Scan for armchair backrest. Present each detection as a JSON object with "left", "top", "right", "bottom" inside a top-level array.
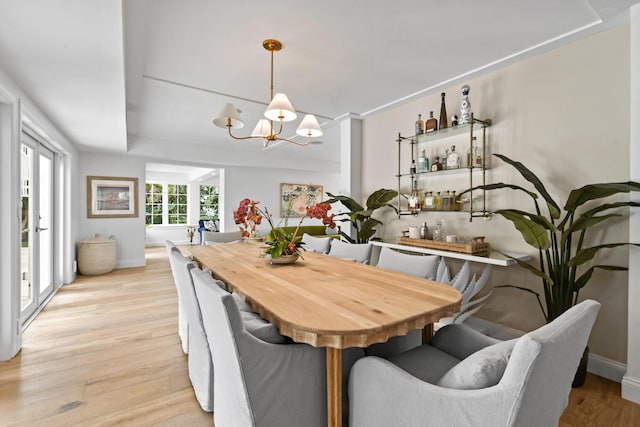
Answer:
[
  {"left": 192, "top": 268, "right": 254, "bottom": 426},
  {"left": 376, "top": 246, "right": 439, "bottom": 279},
  {"left": 501, "top": 299, "right": 600, "bottom": 426},
  {"left": 170, "top": 252, "right": 214, "bottom": 411}
]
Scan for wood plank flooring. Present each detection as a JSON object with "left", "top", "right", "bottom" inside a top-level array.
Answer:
[{"left": 1, "top": 246, "right": 639, "bottom": 426}]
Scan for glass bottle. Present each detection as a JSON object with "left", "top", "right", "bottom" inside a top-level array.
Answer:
[
  {"left": 439, "top": 92, "right": 448, "bottom": 130},
  {"left": 442, "top": 149, "right": 448, "bottom": 170},
  {"left": 434, "top": 191, "right": 442, "bottom": 210},
  {"left": 442, "top": 191, "right": 451, "bottom": 211},
  {"left": 431, "top": 156, "right": 442, "bottom": 172},
  {"left": 425, "top": 111, "right": 438, "bottom": 133},
  {"left": 473, "top": 142, "right": 483, "bottom": 167},
  {"left": 410, "top": 159, "right": 417, "bottom": 175},
  {"left": 408, "top": 179, "right": 420, "bottom": 211},
  {"left": 420, "top": 221, "right": 428, "bottom": 239},
  {"left": 423, "top": 191, "right": 434, "bottom": 210},
  {"left": 432, "top": 219, "right": 445, "bottom": 241},
  {"left": 418, "top": 149, "right": 428, "bottom": 172},
  {"left": 415, "top": 114, "right": 424, "bottom": 135},
  {"left": 447, "top": 145, "right": 461, "bottom": 169},
  {"left": 451, "top": 190, "right": 458, "bottom": 211}
]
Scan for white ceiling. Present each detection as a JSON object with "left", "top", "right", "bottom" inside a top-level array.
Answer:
[{"left": 0, "top": 0, "right": 637, "bottom": 166}]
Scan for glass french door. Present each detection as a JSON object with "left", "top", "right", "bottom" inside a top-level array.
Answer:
[{"left": 20, "top": 137, "right": 55, "bottom": 323}]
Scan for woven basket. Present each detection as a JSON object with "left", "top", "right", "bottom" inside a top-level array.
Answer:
[
  {"left": 397, "top": 236, "right": 490, "bottom": 257},
  {"left": 78, "top": 234, "right": 117, "bottom": 275}
]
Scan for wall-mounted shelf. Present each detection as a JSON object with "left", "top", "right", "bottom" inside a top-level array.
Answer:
[{"left": 396, "top": 113, "right": 492, "bottom": 222}]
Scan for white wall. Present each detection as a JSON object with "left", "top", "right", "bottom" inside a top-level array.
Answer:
[
  {"left": 363, "top": 24, "right": 631, "bottom": 365},
  {"left": 623, "top": 3, "right": 640, "bottom": 404},
  {"left": 222, "top": 166, "right": 341, "bottom": 235},
  {"left": 78, "top": 153, "right": 146, "bottom": 268}
]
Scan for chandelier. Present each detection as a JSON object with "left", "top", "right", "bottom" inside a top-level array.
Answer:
[{"left": 213, "top": 39, "right": 323, "bottom": 148}]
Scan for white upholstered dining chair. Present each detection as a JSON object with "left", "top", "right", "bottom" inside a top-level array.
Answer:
[
  {"left": 301, "top": 232, "right": 333, "bottom": 254},
  {"left": 202, "top": 230, "right": 243, "bottom": 245},
  {"left": 349, "top": 299, "right": 600, "bottom": 427},
  {"left": 170, "top": 250, "right": 216, "bottom": 412},
  {"left": 165, "top": 240, "right": 188, "bottom": 354},
  {"left": 375, "top": 246, "right": 439, "bottom": 279}
]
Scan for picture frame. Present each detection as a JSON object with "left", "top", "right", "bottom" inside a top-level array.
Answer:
[
  {"left": 87, "top": 176, "right": 139, "bottom": 218},
  {"left": 280, "top": 183, "right": 323, "bottom": 217}
]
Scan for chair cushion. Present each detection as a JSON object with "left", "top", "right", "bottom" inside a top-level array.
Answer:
[
  {"left": 376, "top": 247, "right": 439, "bottom": 279},
  {"left": 233, "top": 296, "right": 287, "bottom": 344},
  {"left": 232, "top": 292, "right": 253, "bottom": 312},
  {"left": 388, "top": 344, "right": 461, "bottom": 384},
  {"left": 301, "top": 233, "right": 332, "bottom": 254},
  {"left": 328, "top": 240, "right": 372, "bottom": 264},
  {"left": 431, "top": 324, "right": 501, "bottom": 360},
  {"left": 437, "top": 338, "right": 517, "bottom": 390}
]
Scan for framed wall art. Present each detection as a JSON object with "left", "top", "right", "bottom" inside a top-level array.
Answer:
[
  {"left": 87, "top": 176, "right": 139, "bottom": 218},
  {"left": 280, "top": 183, "right": 323, "bottom": 217}
]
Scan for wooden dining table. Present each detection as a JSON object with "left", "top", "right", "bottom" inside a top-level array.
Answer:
[{"left": 188, "top": 241, "right": 461, "bottom": 427}]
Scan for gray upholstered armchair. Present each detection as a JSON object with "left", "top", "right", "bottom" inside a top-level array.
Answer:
[
  {"left": 191, "top": 268, "right": 363, "bottom": 426},
  {"left": 349, "top": 299, "right": 600, "bottom": 427}
]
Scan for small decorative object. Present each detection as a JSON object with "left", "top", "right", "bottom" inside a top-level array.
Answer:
[
  {"left": 446, "top": 145, "right": 461, "bottom": 169},
  {"left": 420, "top": 222, "right": 428, "bottom": 239},
  {"left": 87, "top": 176, "right": 138, "bottom": 218},
  {"left": 415, "top": 113, "right": 424, "bottom": 134},
  {"left": 439, "top": 92, "right": 448, "bottom": 130},
  {"left": 459, "top": 85, "right": 471, "bottom": 125},
  {"left": 234, "top": 198, "right": 336, "bottom": 261},
  {"left": 410, "top": 160, "right": 417, "bottom": 175},
  {"left": 431, "top": 156, "right": 442, "bottom": 172},
  {"left": 425, "top": 111, "right": 438, "bottom": 133},
  {"left": 233, "top": 199, "right": 263, "bottom": 238},
  {"left": 418, "top": 149, "right": 429, "bottom": 172},
  {"left": 187, "top": 226, "right": 196, "bottom": 245},
  {"left": 451, "top": 114, "right": 459, "bottom": 127}
]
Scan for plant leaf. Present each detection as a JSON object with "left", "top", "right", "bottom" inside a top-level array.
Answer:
[
  {"left": 325, "top": 192, "right": 364, "bottom": 212},
  {"left": 495, "top": 209, "right": 551, "bottom": 249},
  {"left": 564, "top": 182, "right": 640, "bottom": 213},
  {"left": 459, "top": 182, "right": 539, "bottom": 200},
  {"left": 365, "top": 188, "right": 398, "bottom": 210},
  {"left": 569, "top": 243, "right": 640, "bottom": 267},
  {"left": 494, "top": 153, "right": 562, "bottom": 219},
  {"left": 561, "top": 214, "right": 621, "bottom": 247},
  {"left": 558, "top": 201, "right": 640, "bottom": 229},
  {"left": 574, "top": 265, "right": 628, "bottom": 291}
]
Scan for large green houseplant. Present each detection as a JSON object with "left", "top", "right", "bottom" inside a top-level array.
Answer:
[
  {"left": 466, "top": 154, "right": 640, "bottom": 323},
  {"left": 325, "top": 189, "right": 398, "bottom": 244}
]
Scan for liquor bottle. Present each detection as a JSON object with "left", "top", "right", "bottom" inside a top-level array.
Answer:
[
  {"left": 442, "top": 149, "right": 448, "bottom": 170},
  {"left": 442, "top": 191, "right": 451, "bottom": 211},
  {"left": 431, "top": 156, "right": 442, "bottom": 172},
  {"left": 434, "top": 191, "right": 442, "bottom": 209},
  {"left": 473, "top": 142, "right": 483, "bottom": 167},
  {"left": 408, "top": 179, "right": 420, "bottom": 211},
  {"left": 425, "top": 111, "right": 438, "bottom": 133},
  {"left": 420, "top": 222, "right": 428, "bottom": 239},
  {"left": 423, "top": 191, "right": 434, "bottom": 210},
  {"left": 418, "top": 149, "right": 429, "bottom": 172},
  {"left": 415, "top": 114, "right": 424, "bottom": 135},
  {"left": 446, "top": 145, "right": 461, "bottom": 169},
  {"left": 410, "top": 159, "right": 417, "bottom": 175},
  {"left": 451, "top": 191, "right": 458, "bottom": 211},
  {"left": 439, "top": 93, "right": 448, "bottom": 130}
]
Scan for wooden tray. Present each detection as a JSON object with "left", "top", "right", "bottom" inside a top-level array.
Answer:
[{"left": 397, "top": 236, "right": 490, "bottom": 257}]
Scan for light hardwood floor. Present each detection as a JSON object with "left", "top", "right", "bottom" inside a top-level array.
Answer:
[{"left": 1, "top": 246, "right": 639, "bottom": 426}]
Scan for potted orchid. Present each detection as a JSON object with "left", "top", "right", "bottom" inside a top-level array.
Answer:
[{"left": 233, "top": 198, "right": 336, "bottom": 261}]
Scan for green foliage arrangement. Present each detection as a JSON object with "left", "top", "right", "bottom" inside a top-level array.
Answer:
[
  {"left": 325, "top": 189, "right": 398, "bottom": 244},
  {"left": 469, "top": 154, "right": 640, "bottom": 323}
]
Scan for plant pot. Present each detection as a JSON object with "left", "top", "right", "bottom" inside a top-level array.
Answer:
[
  {"left": 265, "top": 253, "right": 299, "bottom": 265},
  {"left": 572, "top": 346, "right": 589, "bottom": 388}
]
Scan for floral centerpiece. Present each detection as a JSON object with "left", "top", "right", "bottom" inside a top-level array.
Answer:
[{"left": 233, "top": 198, "right": 336, "bottom": 260}]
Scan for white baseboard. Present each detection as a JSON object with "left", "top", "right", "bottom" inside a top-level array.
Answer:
[
  {"left": 622, "top": 376, "right": 640, "bottom": 404},
  {"left": 465, "top": 316, "right": 627, "bottom": 383}
]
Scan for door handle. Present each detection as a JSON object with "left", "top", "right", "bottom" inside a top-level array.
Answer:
[{"left": 35, "top": 226, "right": 48, "bottom": 232}]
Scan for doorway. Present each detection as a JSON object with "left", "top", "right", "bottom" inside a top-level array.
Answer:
[{"left": 20, "top": 134, "right": 56, "bottom": 324}]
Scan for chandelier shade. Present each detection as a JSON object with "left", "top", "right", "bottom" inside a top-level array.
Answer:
[{"left": 212, "top": 39, "right": 322, "bottom": 147}]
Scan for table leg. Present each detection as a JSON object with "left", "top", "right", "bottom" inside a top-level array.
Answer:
[
  {"left": 326, "top": 347, "right": 342, "bottom": 427},
  {"left": 422, "top": 323, "right": 434, "bottom": 344}
]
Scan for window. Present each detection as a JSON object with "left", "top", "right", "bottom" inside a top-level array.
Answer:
[
  {"left": 167, "top": 184, "right": 188, "bottom": 224},
  {"left": 145, "top": 183, "right": 163, "bottom": 225},
  {"left": 145, "top": 183, "right": 188, "bottom": 225},
  {"left": 199, "top": 185, "right": 219, "bottom": 219}
]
